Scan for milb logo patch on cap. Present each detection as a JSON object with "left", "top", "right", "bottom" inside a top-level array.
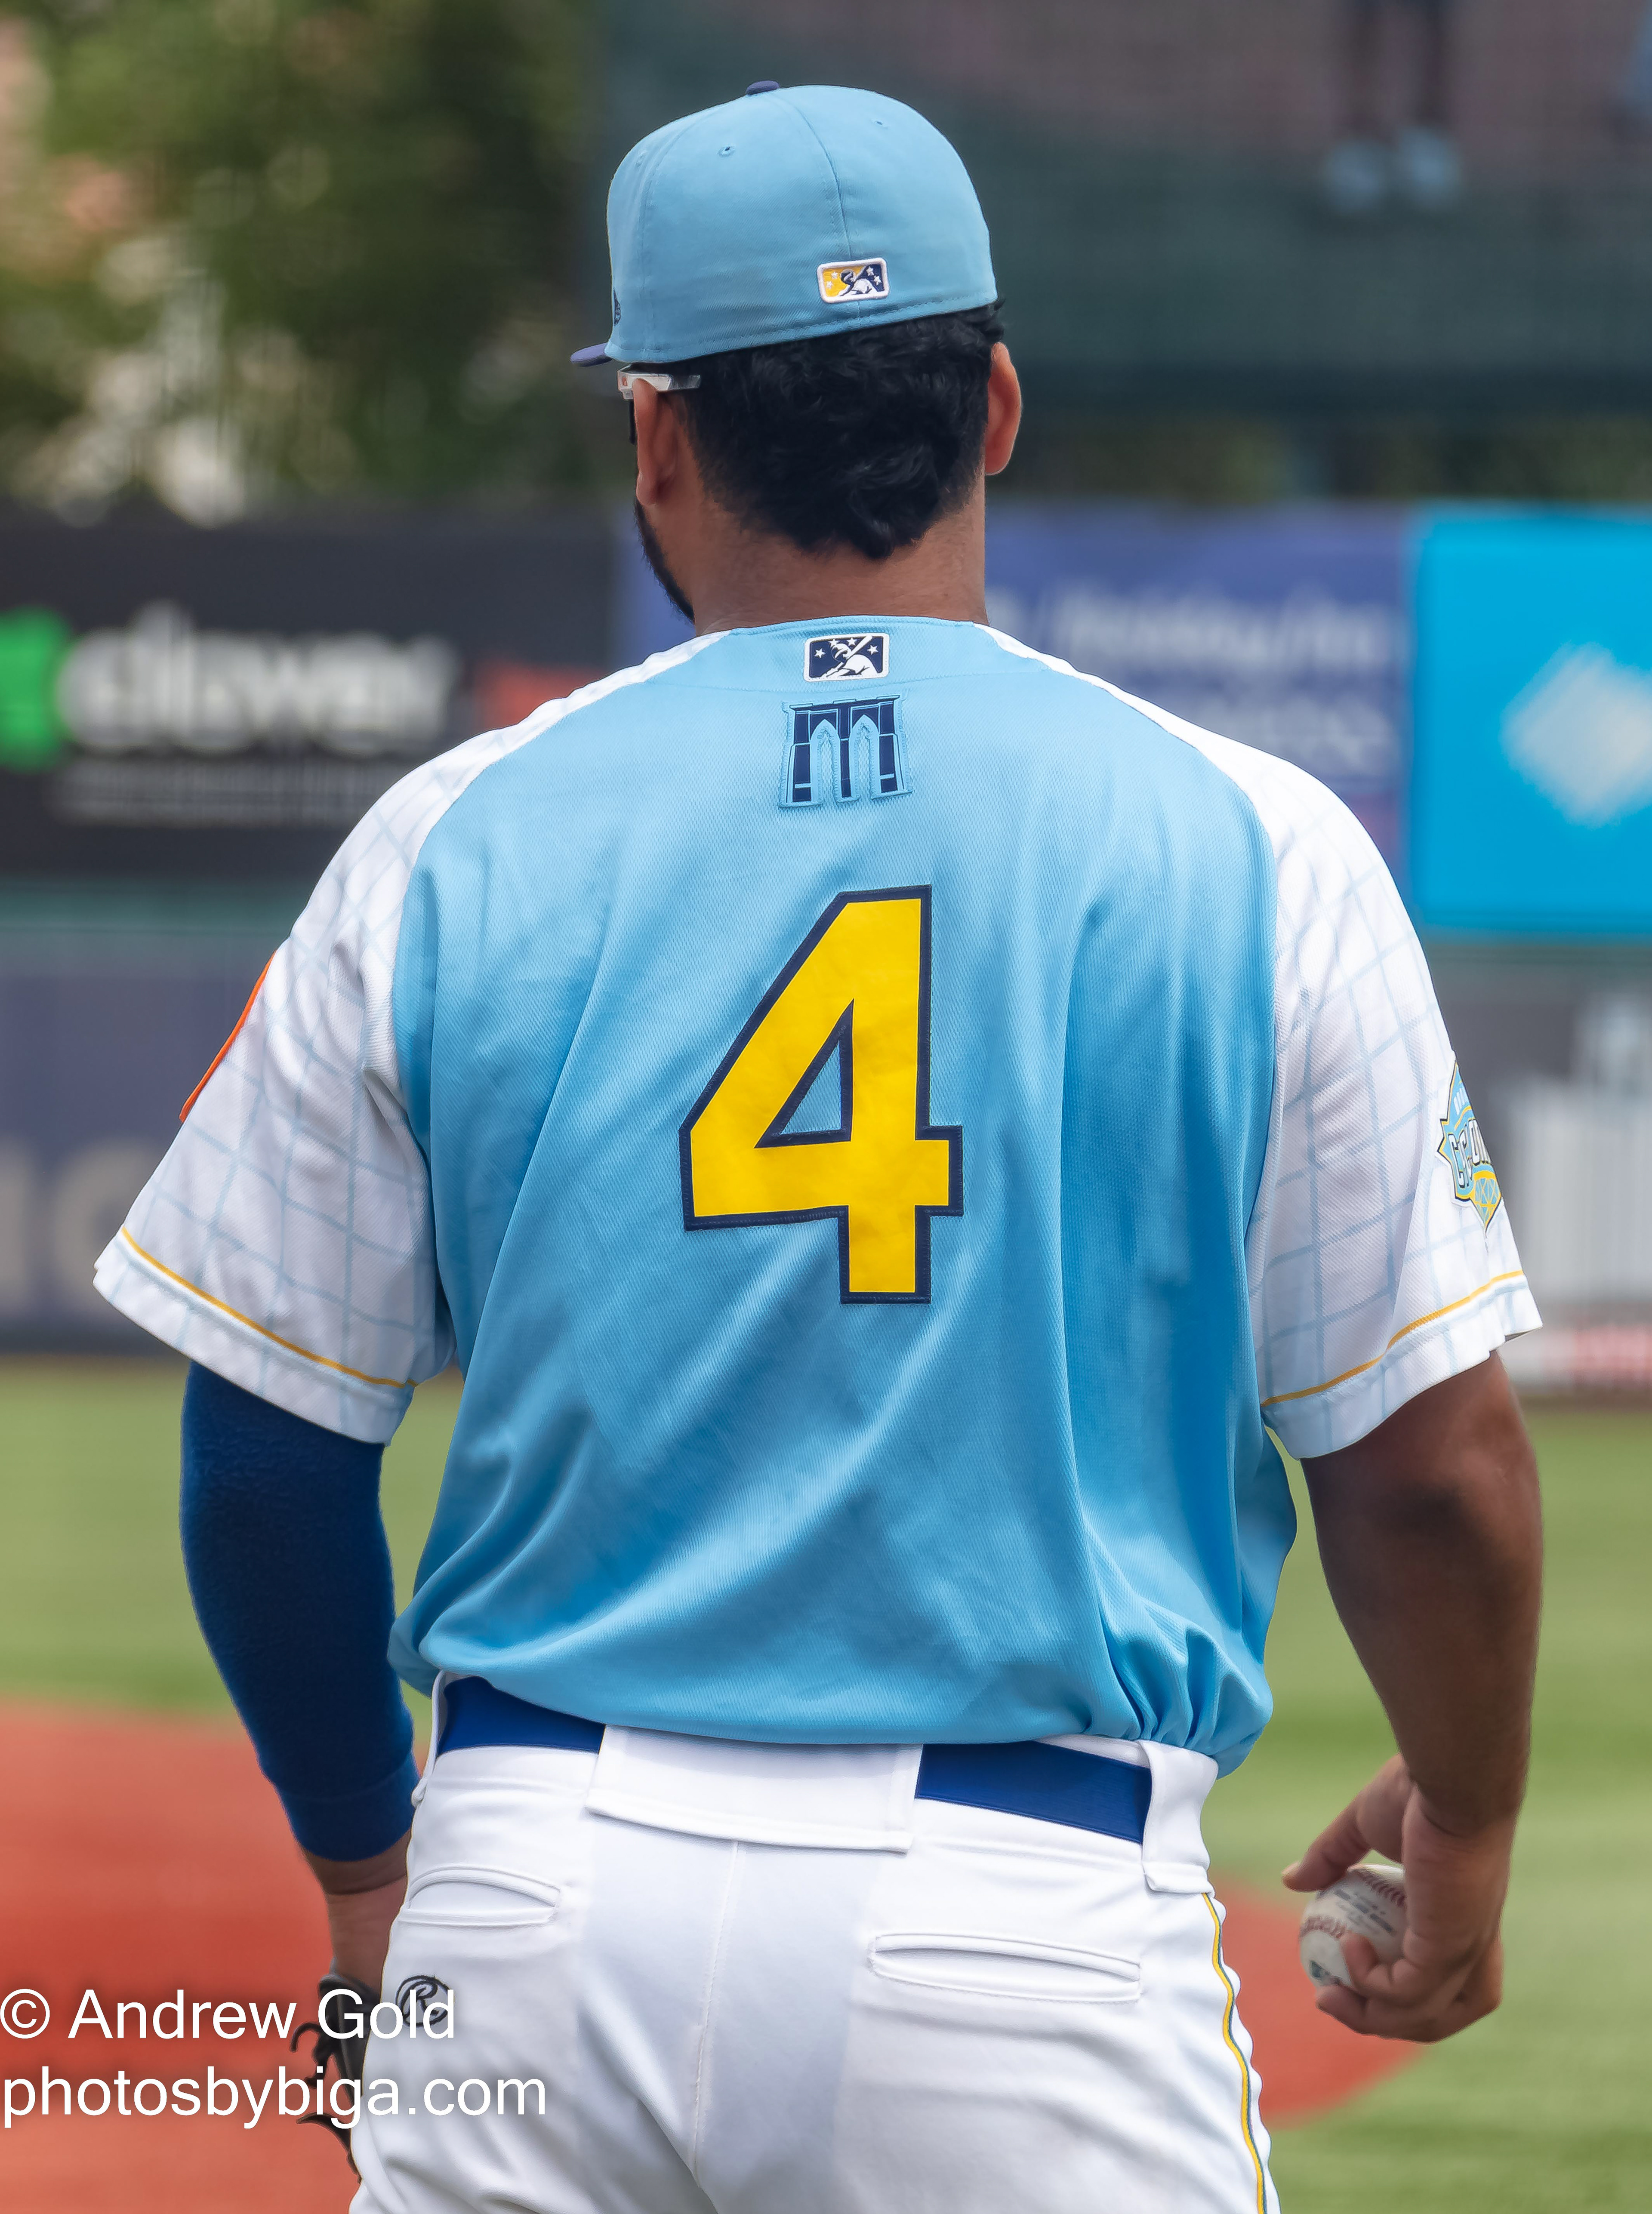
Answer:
[{"left": 818, "top": 258, "right": 889, "bottom": 303}]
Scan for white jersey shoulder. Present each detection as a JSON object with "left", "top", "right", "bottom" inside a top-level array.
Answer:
[
  {"left": 984, "top": 629, "right": 1539, "bottom": 1456},
  {"left": 94, "top": 638, "right": 720, "bottom": 1442}
]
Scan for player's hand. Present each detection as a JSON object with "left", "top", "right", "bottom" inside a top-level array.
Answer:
[
  {"left": 1282, "top": 1755, "right": 1513, "bottom": 2043},
  {"left": 303, "top": 1834, "right": 411, "bottom": 1995}
]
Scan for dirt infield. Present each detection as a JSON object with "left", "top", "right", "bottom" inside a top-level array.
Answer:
[{"left": 0, "top": 1705, "right": 1414, "bottom": 2211}]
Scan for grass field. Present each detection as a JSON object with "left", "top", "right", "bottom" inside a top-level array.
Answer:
[{"left": 2, "top": 1356, "right": 1648, "bottom": 2211}]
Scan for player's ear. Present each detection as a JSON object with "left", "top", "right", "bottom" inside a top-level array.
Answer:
[
  {"left": 983, "top": 344, "right": 1022, "bottom": 478},
  {"left": 632, "top": 381, "right": 683, "bottom": 509}
]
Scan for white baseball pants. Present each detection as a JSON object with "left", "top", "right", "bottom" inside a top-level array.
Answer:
[{"left": 349, "top": 1727, "right": 1278, "bottom": 2214}]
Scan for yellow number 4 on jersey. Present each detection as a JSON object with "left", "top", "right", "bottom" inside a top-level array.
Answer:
[{"left": 679, "top": 887, "right": 963, "bottom": 1303}]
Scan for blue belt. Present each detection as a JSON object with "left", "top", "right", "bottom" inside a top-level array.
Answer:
[{"left": 438, "top": 1676, "right": 1151, "bottom": 1848}]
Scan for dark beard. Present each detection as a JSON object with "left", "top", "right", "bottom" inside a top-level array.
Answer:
[{"left": 633, "top": 499, "right": 694, "bottom": 624}]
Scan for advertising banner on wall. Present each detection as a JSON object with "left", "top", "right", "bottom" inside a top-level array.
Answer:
[
  {"left": 1413, "top": 514, "right": 1652, "bottom": 937},
  {"left": 983, "top": 508, "right": 1410, "bottom": 871},
  {"left": 0, "top": 510, "right": 613, "bottom": 882},
  {"left": 619, "top": 505, "right": 1412, "bottom": 872}
]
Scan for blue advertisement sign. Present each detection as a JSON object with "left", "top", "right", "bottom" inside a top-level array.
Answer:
[
  {"left": 984, "top": 508, "right": 1408, "bottom": 869},
  {"left": 1413, "top": 515, "right": 1652, "bottom": 937},
  {"left": 616, "top": 505, "right": 1410, "bottom": 869}
]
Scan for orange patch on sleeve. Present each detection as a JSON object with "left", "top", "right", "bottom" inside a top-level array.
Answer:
[{"left": 181, "top": 956, "right": 273, "bottom": 1122}]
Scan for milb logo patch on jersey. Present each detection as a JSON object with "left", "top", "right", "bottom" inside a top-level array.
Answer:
[
  {"left": 818, "top": 258, "right": 889, "bottom": 303},
  {"left": 807, "top": 633, "right": 888, "bottom": 681}
]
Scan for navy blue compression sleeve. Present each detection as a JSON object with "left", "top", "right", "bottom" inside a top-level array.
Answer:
[{"left": 180, "top": 1361, "right": 419, "bottom": 1861}]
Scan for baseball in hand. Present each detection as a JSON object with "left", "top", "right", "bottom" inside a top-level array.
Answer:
[{"left": 1298, "top": 1862, "right": 1407, "bottom": 1991}]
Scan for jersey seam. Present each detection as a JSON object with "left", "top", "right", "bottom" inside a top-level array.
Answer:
[
  {"left": 1261, "top": 1269, "right": 1530, "bottom": 1410},
  {"left": 978, "top": 627, "right": 1288, "bottom": 1273},
  {"left": 392, "top": 632, "right": 727, "bottom": 868},
  {"left": 180, "top": 955, "right": 273, "bottom": 1124},
  {"left": 407, "top": 635, "right": 724, "bottom": 828},
  {"left": 976, "top": 625, "right": 1331, "bottom": 878},
  {"left": 978, "top": 628, "right": 1433, "bottom": 1432},
  {"left": 380, "top": 633, "right": 726, "bottom": 1130}
]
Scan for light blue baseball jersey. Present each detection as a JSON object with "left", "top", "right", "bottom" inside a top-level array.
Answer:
[{"left": 99, "top": 618, "right": 1538, "bottom": 1774}]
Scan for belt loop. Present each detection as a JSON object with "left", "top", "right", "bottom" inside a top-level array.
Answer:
[
  {"left": 410, "top": 1669, "right": 450, "bottom": 1807},
  {"left": 1140, "top": 1742, "right": 1217, "bottom": 1892}
]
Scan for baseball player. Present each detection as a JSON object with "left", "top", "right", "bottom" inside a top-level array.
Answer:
[{"left": 99, "top": 83, "right": 1543, "bottom": 2214}]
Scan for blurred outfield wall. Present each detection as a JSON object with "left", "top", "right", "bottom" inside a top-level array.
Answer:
[
  {"left": 2, "top": 501, "right": 1649, "bottom": 1349},
  {"left": 607, "top": 0, "right": 1652, "bottom": 415}
]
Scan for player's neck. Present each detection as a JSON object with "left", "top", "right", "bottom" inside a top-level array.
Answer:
[{"left": 687, "top": 484, "right": 991, "bottom": 635}]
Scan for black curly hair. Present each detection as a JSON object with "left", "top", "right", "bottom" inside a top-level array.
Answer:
[{"left": 658, "top": 304, "right": 1004, "bottom": 561}]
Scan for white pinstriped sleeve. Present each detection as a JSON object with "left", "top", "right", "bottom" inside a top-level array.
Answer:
[
  {"left": 93, "top": 641, "right": 724, "bottom": 1441},
  {"left": 91, "top": 724, "right": 536, "bottom": 1439},
  {"left": 1105, "top": 681, "right": 1541, "bottom": 1458}
]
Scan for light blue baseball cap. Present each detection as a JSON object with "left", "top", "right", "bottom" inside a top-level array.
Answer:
[{"left": 572, "top": 82, "right": 997, "bottom": 369}]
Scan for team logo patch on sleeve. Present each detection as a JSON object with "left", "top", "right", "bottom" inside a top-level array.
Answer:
[
  {"left": 1438, "top": 1064, "right": 1501, "bottom": 1229},
  {"left": 817, "top": 258, "right": 889, "bottom": 302},
  {"left": 806, "top": 633, "right": 887, "bottom": 681}
]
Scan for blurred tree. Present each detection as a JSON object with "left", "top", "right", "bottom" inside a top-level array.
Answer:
[{"left": 0, "top": 0, "right": 595, "bottom": 514}]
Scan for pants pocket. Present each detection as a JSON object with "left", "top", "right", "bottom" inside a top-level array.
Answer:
[
  {"left": 398, "top": 1865, "right": 561, "bottom": 1929},
  {"left": 869, "top": 1930, "right": 1141, "bottom": 2004}
]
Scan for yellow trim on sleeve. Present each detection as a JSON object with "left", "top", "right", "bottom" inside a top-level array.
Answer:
[
  {"left": 118, "top": 1228, "right": 413, "bottom": 1392},
  {"left": 1204, "top": 1892, "right": 1268, "bottom": 2214},
  {"left": 1261, "top": 1270, "right": 1528, "bottom": 1411}
]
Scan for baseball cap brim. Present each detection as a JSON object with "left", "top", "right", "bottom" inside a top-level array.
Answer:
[{"left": 570, "top": 343, "right": 616, "bottom": 367}]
